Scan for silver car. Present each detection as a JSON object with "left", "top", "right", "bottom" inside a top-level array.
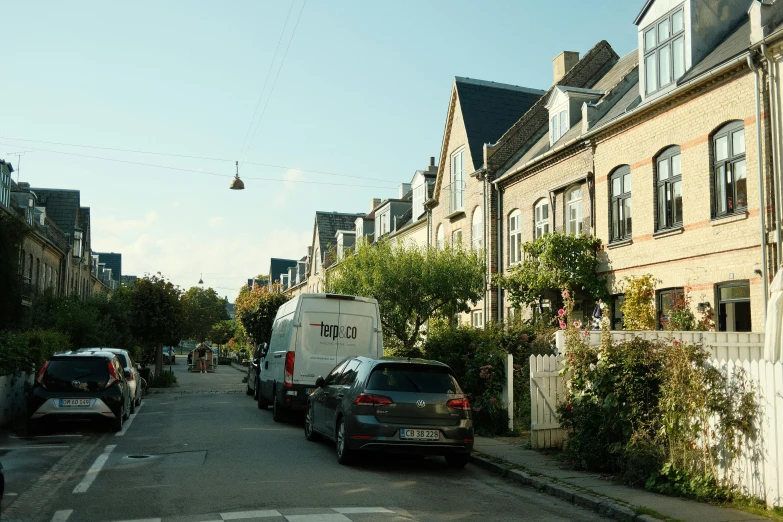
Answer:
[
  {"left": 77, "top": 348, "right": 142, "bottom": 412},
  {"left": 305, "top": 357, "right": 474, "bottom": 468}
]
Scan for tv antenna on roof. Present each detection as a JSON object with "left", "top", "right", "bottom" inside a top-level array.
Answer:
[{"left": 6, "top": 150, "right": 33, "bottom": 182}]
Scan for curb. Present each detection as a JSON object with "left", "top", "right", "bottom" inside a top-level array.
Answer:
[{"left": 470, "top": 455, "right": 663, "bottom": 522}]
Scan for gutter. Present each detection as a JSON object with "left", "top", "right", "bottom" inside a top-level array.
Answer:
[
  {"left": 495, "top": 183, "right": 503, "bottom": 322},
  {"left": 748, "top": 54, "right": 770, "bottom": 319},
  {"left": 492, "top": 52, "right": 752, "bottom": 186}
]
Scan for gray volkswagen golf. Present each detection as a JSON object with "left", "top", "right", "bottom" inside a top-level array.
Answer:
[{"left": 305, "top": 356, "right": 474, "bottom": 468}]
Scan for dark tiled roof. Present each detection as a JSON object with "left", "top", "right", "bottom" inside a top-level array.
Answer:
[
  {"left": 32, "top": 188, "right": 80, "bottom": 235},
  {"left": 393, "top": 206, "right": 413, "bottom": 232},
  {"left": 269, "top": 258, "right": 297, "bottom": 284},
  {"left": 315, "top": 211, "right": 365, "bottom": 254},
  {"left": 455, "top": 78, "right": 545, "bottom": 171},
  {"left": 95, "top": 252, "right": 122, "bottom": 281},
  {"left": 679, "top": 19, "right": 750, "bottom": 83}
]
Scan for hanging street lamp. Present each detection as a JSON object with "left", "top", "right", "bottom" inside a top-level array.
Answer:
[{"left": 230, "top": 160, "right": 245, "bottom": 190}]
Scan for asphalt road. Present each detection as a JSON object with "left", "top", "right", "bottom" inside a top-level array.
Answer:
[{"left": 2, "top": 361, "right": 607, "bottom": 522}]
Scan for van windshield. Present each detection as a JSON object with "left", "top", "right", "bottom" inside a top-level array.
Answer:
[{"left": 367, "top": 366, "right": 461, "bottom": 394}]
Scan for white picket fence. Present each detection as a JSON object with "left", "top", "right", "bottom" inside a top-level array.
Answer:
[{"left": 530, "top": 330, "right": 783, "bottom": 507}]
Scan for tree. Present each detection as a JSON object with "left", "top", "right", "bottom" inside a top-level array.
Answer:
[
  {"left": 181, "top": 286, "right": 229, "bottom": 343},
  {"left": 494, "top": 232, "right": 607, "bottom": 311},
  {"left": 234, "top": 284, "right": 290, "bottom": 347},
  {"left": 131, "top": 274, "right": 183, "bottom": 375},
  {"left": 209, "top": 319, "right": 237, "bottom": 353},
  {"left": 0, "top": 213, "right": 29, "bottom": 330},
  {"left": 325, "top": 240, "right": 485, "bottom": 354}
]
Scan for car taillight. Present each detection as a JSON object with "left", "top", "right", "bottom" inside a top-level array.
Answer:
[
  {"left": 354, "top": 393, "right": 393, "bottom": 406},
  {"left": 447, "top": 398, "right": 470, "bottom": 410},
  {"left": 284, "top": 352, "right": 295, "bottom": 387},
  {"left": 105, "top": 361, "right": 119, "bottom": 389},
  {"left": 128, "top": 368, "right": 135, "bottom": 381},
  {"left": 35, "top": 361, "right": 50, "bottom": 389}
]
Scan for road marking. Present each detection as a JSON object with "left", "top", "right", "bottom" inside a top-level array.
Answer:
[
  {"left": 220, "top": 510, "right": 282, "bottom": 519},
  {"left": 116, "top": 401, "right": 144, "bottom": 436},
  {"left": 113, "top": 519, "right": 161, "bottom": 522},
  {"left": 12, "top": 434, "right": 82, "bottom": 438},
  {"left": 0, "top": 445, "right": 71, "bottom": 450},
  {"left": 50, "top": 509, "right": 73, "bottom": 521},
  {"left": 285, "top": 515, "right": 351, "bottom": 522},
  {"left": 332, "top": 508, "right": 394, "bottom": 514},
  {"left": 73, "top": 444, "right": 116, "bottom": 493}
]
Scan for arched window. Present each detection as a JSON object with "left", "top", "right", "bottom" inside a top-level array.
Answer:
[
  {"left": 534, "top": 199, "right": 549, "bottom": 239},
  {"left": 610, "top": 165, "right": 632, "bottom": 241},
  {"left": 565, "top": 186, "right": 583, "bottom": 235},
  {"left": 508, "top": 210, "right": 522, "bottom": 264},
  {"left": 655, "top": 146, "right": 682, "bottom": 230},
  {"left": 436, "top": 224, "right": 445, "bottom": 250},
  {"left": 471, "top": 207, "right": 483, "bottom": 250},
  {"left": 713, "top": 121, "right": 746, "bottom": 216}
]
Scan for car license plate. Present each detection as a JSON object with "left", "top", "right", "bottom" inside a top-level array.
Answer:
[
  {"left": 59, "top": 399, "right": 91, "bottom": 407},
  {"left": 399, "top": 428, "right": 440, "bottom": 441}
]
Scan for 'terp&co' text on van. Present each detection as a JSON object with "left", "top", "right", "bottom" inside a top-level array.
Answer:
[{"left": 256, "top": 293, "right": 383, "bottom": 421}]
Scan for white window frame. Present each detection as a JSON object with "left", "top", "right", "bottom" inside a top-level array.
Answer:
[
  {"left": 450, "top": 149, "right": 465, "bottom": 213},
  {"left": 471, "top": 310, "right": 484, "bottom": 329},
  {"left": 643, "top": 6, "right": 685, "bottom": 96},
  {"left": 565, "top": 186, "right": 583, "bottom": 235},
  {"left": 452, "top": 229, "right": 462, "bottom": 245},
  {"left": 412, "top": 182, "right": 426, "bottom": 220},
  {"left": 550, "top": 109, "right": 568, "bottom": 145},
  {"left": 436, "top": 225, "right": 445, "bottom": 250},
  {"left": 314, "top": 248, "right": 320, "bottom": 274},
  {"left": 508, "top": 210, "right": 522, "bottom": 265},
  {"left": 471, "top": 207, "right": 483, "bottom": 250},
  {"left": 534, "top": 200, "right": 550, "bottom": 239}
]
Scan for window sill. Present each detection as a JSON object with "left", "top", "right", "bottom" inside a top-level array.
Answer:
[
  {"left": 711, "top": 211, "right": 748, "bottom": 226},
  {"left": 607, "top": 238, "right": 633, "bottom": 249},
  {"left": 653, "top": 226, "right": 684, "bottom": 239},
  {"left": 446, "top": 209, "right": 466, "bottom": 220}
]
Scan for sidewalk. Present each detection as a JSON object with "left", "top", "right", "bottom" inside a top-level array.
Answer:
[{"left": 472, "top": 436, "right": 768, "bottom": 522}]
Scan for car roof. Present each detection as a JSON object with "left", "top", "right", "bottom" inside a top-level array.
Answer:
[
  {"left": 77, "top": 347, "right": 127, "bottom": 354},
  {"left": 52, "top": 351, "right": 117, "bottom": 361},
  {"left": 350, "top": 356, "right": 451, "bottom": 370}
]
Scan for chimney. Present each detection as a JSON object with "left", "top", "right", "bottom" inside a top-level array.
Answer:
[
  {"left": 553, "top": 51, "right": 579, "bottom": 84},
  {"left": 430, "top": 156, "right": 435, "bottom": 167},
  {"left": 398, "top": 183, "right": 411, "bottom": 198},
  {"left": 370, "top": 198, "right": 381, "bottom": 212},
  {"left": 425, "top": 157, "right": 438, "bottom": 175},
  {"left": 750, "top": 0, "right": 778, "bottom": 45}
]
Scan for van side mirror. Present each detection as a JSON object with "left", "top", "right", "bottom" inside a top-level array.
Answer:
[
  {"left": 123, "top": 369, "right": 131, "bottom": 378},
  {"left": 315, "top": 376, "right": 325, "bottom": 388}
]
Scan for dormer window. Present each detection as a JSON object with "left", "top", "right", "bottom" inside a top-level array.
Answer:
[
  {"left": 73, "top": 230, "right": 83, "bottom": 258},
  {"left": 550, "top": 110, "right": 568, "bottom": 144},
  {"left": 643, "top": 6, "right": 685, "bottom": 96},
  {"left": 412, "top": 182, "right": 426, "bottom": 221}
]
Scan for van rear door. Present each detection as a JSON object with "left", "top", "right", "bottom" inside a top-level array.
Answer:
[
  {"left": 296, "top": 302, "right": 340, "bottom": 385},
  {"left": 336, "top": 298, "right": 380, "bottom": 360}
]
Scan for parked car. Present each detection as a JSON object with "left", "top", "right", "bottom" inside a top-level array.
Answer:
[
  {"left": 76, "top": 348, "right": 142, "bottom": 412},
  {"left": 27, "top": 351, "right": 132, "bottom": 434},
  {"left": 162, "top": 347, "right": 176, "bottom": 364},
  {"left": 246, "top": 343, "right": 267, "bottom": 399},
  {"left": 305, "top": 356, "right": 474, "bottom": 468},
  {"left": 256, "top": 293, "right": 384, "bottom": 422}
]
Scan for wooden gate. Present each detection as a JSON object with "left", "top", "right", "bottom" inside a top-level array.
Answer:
[{"left": 529, "top": 354, "right": 566, "bottom": 449}]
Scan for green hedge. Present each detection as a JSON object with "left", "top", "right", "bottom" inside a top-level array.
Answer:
[
  {"left": 423, "top": 321, "right": 548, "bottom": 436},
  {"left": 0, "top": 329, "right": 71, "bottom": 377}
]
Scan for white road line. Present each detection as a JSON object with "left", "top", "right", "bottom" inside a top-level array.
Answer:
[
  {"left": 116, "top": 401, "right": 144, "bottom": 436},
  {"left": 285, "top": 515, "right": 351, "bottom": 522},
  {"left": 220, "top": 510, "right": 281, "bottom": 520},
  {"left": 0, "top": 445, "right": 70, "bottom": 450},
  {"left": 332, "top": 508, "right": 393, "bottom": 514},
  {"left": 50, "top": 509, "right": 73, "bottom": 522},
  {"left": 72, "top": 444, "right": 116, "bottom": 493},
  {"left": 113, "top": 519, "right": 161, "bottom": 522}
]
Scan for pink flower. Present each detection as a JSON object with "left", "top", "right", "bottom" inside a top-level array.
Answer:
[
  {"left": 489, "top": 397, "right": 497, "bottom": 406},
  {"left": 573, "top": 321, "right": 580, "bottom": 328},
  {"left": 583, "top": 330, "right": 589, "bottom": 336},
  {"left": 673, "top": 339, "right": 680, "bottom": 346},
  {"left": 559, "top": 321, "right": 566, "bottom": 329},
  {"left": 557, "top": 309, "right": 565, "bottom": 316},
  {"left": 562, "top": 290, "right": 570, "bottom": 298}
]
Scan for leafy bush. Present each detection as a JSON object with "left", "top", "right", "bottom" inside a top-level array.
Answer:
[
  {"left": 620, "top": 274, "right": 658, "bottom": 330},
  {"left": 150, "top": 370, "right": 177, "bottom": 388},
  {"left": 0, "top": 329, "right": 71, "bottom": 377},
  {"left": 557, "top": 289, "right": 759, "bottom": 501},
  {"left": 423, "top": 321, "right": 541, "bottom": 435}
]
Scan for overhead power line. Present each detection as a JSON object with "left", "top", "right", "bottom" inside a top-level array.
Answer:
[
  {"left": 237, "top": 0, "right": 296, "bottom": 160},
  {"left": 0, "top": 135, "right": 397, "bottom": 184},
  {"left": 0, "top": 143, "right": 397, "bottom": 190}
]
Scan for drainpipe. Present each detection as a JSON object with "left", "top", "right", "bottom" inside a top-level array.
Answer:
[
  {"left": 483, "top": 175, "right": 489, "bottom": 321},
  {"left": 762, "top": 43, "right": 782, "bottom": 269},
  {"left": 495, "top": 182, "right": 503, "bottom": 322},
  {"left": 748, "top": 54, "right": 770, "bottom": 318}
]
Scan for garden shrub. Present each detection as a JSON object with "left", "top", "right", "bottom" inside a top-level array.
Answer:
[
  {"left": 150, "top": 370, "right": 178, "bottom": 388},
  {"left": 557, "top": 287, "right": 759, "bottom": 501},
  {"left": 0, "top": 329, "right": 71, "bottom": 377}
]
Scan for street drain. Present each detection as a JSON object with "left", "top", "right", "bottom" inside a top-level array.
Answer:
[{"left": 128, "top": 455, "right": 152, "bottom": 459}]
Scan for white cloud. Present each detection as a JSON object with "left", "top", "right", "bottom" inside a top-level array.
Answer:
[
  {"left": 98, "top": 211, "right": 159, "bottom": 233},
  {"left": 274, "top": 168, "right": 304, "bottom": 207},
  {"left": 208, "top": 216, "right": 224, "bottom": 227}
]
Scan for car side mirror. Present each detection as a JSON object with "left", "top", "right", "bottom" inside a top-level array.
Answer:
[
  {"left": 315, "top": 376, "right": 325, "bottom": 388},
  {"left": 123, "top": 369, "right": 131, "bottom": 378}
]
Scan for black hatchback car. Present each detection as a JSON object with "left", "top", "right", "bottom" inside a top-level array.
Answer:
[
  {"left": 27, "top": 351, "right": 132, "bottom": 434},
  {"left": 305, "top": 357, "right": 474, "bottom": 468}
]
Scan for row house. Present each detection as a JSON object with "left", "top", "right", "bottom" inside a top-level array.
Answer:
[{"left": 486, "top": 0, "right": 783, "bottom": 332}]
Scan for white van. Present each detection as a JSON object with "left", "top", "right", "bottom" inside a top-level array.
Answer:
[{"left": 256, "top": 293, "right": 383, "bottom": 421}]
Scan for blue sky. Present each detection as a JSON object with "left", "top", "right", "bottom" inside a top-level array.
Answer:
[{"left": 2, "top": 0, "right": 641, "bottom": 299}]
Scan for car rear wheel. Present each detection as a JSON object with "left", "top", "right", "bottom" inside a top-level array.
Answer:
[
  {"left": 304, "top": 403, "right": 322, "bottom": 442},
  {"left": 130, "top": 397, "right": 136, "bottom": 414},
  {"left": 123, "top": 397, "right": 130, "bottom": 420},
  {"left": 335, "top": 418, "right": 355, "bottom": 465},
  {"left": 445, "top": 454, "right": 470, "bottom": 469}
]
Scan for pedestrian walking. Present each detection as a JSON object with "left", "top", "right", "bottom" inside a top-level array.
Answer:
[
  {"left": 196, "top": 343, "right": 208, "bottom": 373},
  {"left": 592, "top": 299, "right": 604, "bottom": 330}
]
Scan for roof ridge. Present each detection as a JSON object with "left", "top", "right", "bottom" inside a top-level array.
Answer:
[{"left": 454, "top": 76, "right": 546, "bottom": 96}]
